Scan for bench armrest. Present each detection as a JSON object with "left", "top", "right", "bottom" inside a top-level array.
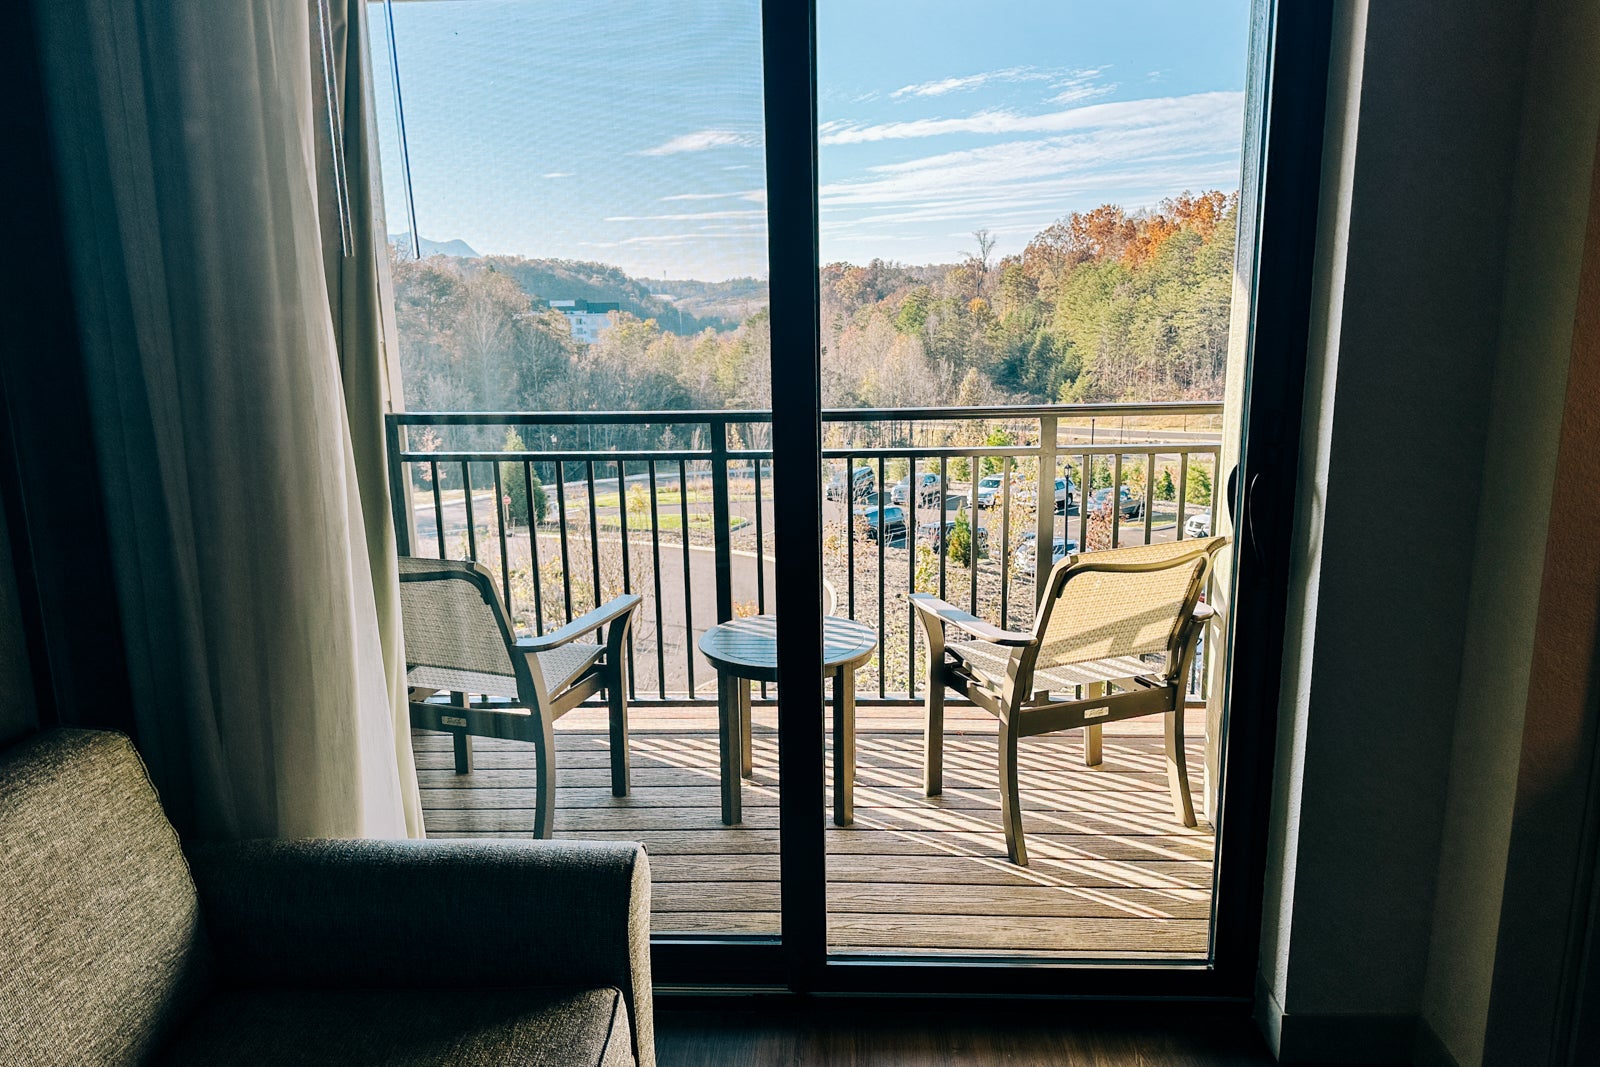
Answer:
[
  {"left": 188, "top": 838, "right": 654, "bottom": 1066},
  {"left": 909, "top": 594, "right": 1034, "bottom": 646}
]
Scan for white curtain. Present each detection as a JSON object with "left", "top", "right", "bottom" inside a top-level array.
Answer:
[{"left": 35, "top": 0, "right": 423, "bottom": 839}]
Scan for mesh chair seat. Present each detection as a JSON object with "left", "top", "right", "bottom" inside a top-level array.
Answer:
[
  {"left": 407, "top": 643, "right": 603, "bottom": 700},
  {"left": 949, "top": 639, "right": 1159, "bottom": 694}
]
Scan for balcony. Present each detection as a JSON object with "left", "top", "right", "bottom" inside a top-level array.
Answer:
[{"left": 388, "top": 402, "right": 1224, "bottom": 959}]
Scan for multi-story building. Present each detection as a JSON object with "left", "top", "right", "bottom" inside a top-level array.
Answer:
[{"left": 548, "top": 299, "right": 619, "bottom": 345}]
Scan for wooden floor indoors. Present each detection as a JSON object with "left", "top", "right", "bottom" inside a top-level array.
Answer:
[
  {"left": 654, "top": 1007, "right": 1272, "bottom": 1066},
  {"left": 414, "top": 703, "right": 1215, "bottom": 959}
]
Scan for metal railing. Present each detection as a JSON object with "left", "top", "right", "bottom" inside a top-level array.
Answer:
[{"left": 385, "top": 403, "right": 1223, "bottom": 706}]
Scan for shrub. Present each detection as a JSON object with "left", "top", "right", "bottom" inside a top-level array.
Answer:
[
  {"left": 501, "top": 429, "right": 548, "bottom": 526},
  {"left": 1186, "top": 464, "right": 1213, "bottom": 508}
]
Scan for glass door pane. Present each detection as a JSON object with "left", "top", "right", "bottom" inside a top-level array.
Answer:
[
  {"left": 816, "top": 0, "right": 1251, "bottom": 960},
  {"left": 369, "top": 0, "right": 778, "bottom": 941}
]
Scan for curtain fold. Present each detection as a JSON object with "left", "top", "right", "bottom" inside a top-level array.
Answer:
[{"left": 34, "top": 0, "right": 423, "bottom": 840}]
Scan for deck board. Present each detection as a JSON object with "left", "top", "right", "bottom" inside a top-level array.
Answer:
[{"left": 414, "top": 703, "right": 1215, "bottom": 959}]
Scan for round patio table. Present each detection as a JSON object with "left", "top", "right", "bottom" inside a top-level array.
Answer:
[{"left": 697, "top": 614, "right": 877, "bottom": 827}]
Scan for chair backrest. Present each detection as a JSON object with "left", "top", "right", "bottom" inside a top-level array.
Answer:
[
  {"left": 397, "top": 557, "right": 525, "bottom": 695},
  {"left": 1030, "top": 536, "right": 1226, "bottom": 681}
]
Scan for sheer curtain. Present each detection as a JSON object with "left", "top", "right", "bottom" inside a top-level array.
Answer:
[{"left": 35, "top": 0, "right": 423, "bottom": 839}]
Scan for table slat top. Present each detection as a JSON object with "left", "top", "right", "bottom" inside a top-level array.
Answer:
[{"left": 699, "top": 615, "right": 877, "bottom": 676}]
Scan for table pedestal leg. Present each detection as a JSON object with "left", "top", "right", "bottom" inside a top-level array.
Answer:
[
  {"left": 718, "top": 671, "right": 742, "bottom": 825},
  {"left": 833, "top": 667, "right": 856, "bottom": 826},
  {"left": 740, "top": 678, "right": 753, "bottom": 778}
]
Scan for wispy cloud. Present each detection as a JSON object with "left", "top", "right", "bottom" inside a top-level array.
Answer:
[
  {"left": 578, "top": 229, "right": 766, "bottom": 249},
  {"left": 638, "top": 129, "right": 759, "bottom": 156},
  {"left": 891, "top": 66, "right": 1048, "bottom": 98},
  {"left": 603, "top": 209, "right": 767, "bottom": 223},
  {"left": 660, "top": 190, "right": 767, "bottom": 205},
  {"left": 889, "top": 65, "right": 1112, "bottom": 102},
  {"left": 819, "top": 91, "right": 1234, "bottom": 146},
  {"left": 541, "top": 171, "right": 574, "bottom": 179},
  {"left": 1048, "top": 68, "right": 1115, "bottom": 105},
  {"left": 817, "top": 92, "right": 1244, "bottom": 240}
]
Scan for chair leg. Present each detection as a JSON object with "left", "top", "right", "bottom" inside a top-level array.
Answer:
[
  {"left": 451, "top": 692, "right": 472, "bottom": 774},
  {"left": 923, "top": 663, "right": 945, "bottom": 796},
  {"left": 607, "top": 666, "right": 631, "bottom": 798},
  {"left": 1165, "top": 707, "right": 1197, "bottom": 828},
  {"left": 1083, "top": 682, "right": 1104, "bottom": 766},
  {"left": 532, "top": 708, "right": 558, "bottom": 839},
  {"left": 998, "top": 713, "right": 1028, "bottom": 866}
]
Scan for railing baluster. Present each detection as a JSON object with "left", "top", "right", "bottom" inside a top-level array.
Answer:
[
  {"left": 709, "top": 419, "right": 733, "bottom": 624},
  {"left": 846, "top": 454, "right": 856, "bottom": 620},
  {"left": 678, "top": 459, "right": 695, "bottom": 696},
  {"left": 968, "top": 453, "right": 980, "bottom": 615},
  {"left": 461, "top": 461, "right": 477, "bottom": 561},
  {"left": 1079, "top": 453, "right": 1091, "bottom": 551},
  {"left": 524, "top": 460, "right": 544, "bottom": 635},
  {"left": 753, "top": 456, "right": 768, "bottom": 700},
  {"left": 938, "top": 456, "right": 948, "bottom": 602},
  {"left": 616, "top": 459, "right": 636, "bottom": 701},
  {"left": 555, "top": 462, "right": 573, "bottom": 623},
  {"left": 492, "top": 462, "right": 511, "bottom": 612},
  {"left": 648, "top": 462, "right": 667, "bottom": 700},
  {"left": 1111, "top": 452, "right": 1123, "bottom": 549},
  {"left": 1144, "top": 451, "right": 1156, "bottom": 544},
  {"left": 1177, "top": 452, "right": 1190, "bottom": 540},
  {"left": 586, "top": 461, "right": 602, "bottom": 611},
  {"left": 907, "top": 453, "right": 919, "bottom": 699},
  {"left": 1035, "top": 414, "right": 1058, "bottom": 610},
  {"left": 877, "top": 455, "right": 886, "bottom": 700},
  {"left": 999, "top": 455, "right": 1012, "bottom": 630},
  {"left": 430, "top": 460, "right": 445, "bottom": 558}
]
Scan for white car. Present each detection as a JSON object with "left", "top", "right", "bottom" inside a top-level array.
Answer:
[
  {"left": 1012, "top": 533, "right": 1079, "bottom": 578},
  {"left": 1184, "top": 510, "right": 1212, "bottom": 539}
]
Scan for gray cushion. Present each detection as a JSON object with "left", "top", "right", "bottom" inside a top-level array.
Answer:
[
  {"left": 156, "top": 986, "right": 634, "bottom": 1066},
  {"left": 0, "top": 730, "right": 210, "bottom": 1066}
]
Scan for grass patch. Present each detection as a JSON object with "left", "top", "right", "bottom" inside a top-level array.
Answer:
[{"left": 595, "top": 513, "right": 750, "bottom": 534}]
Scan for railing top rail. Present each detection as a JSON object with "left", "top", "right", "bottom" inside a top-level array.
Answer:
[
  {"left": 387, "top": 401, "right": 1223, "bottom": 428},
  {"left": 398, "top": 442, "right": 1224, "bottom": 465}
]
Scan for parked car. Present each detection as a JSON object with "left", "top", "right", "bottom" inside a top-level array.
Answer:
[
  {"left": 1012, "top": 533, "right": 1079, "bottom": 578},
  {"left": 1083, "top": 485, "right": 1144, "bottom": 518},
  {"left": 1184, "top": 510, "right": 1212, "bottom": 539},
  {"left": 890, "top": 472, "right": 943, "bottom": 507},
  {"left": 974, "top": 473, "right": 1021, "bottom": 508},
  {"left": 1013, "top": 475, "right": 1075, "bottom": 513},
  {"left": 860, "top": 505, "right": 907, "bottom": 545},
  {"left": 826, "top": 465, "right": 875, "bottom": 502}
]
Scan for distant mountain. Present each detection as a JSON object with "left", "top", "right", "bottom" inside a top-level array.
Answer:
[
  {"left": 388, "top": 234, "right": 480, "bottom": 259},
  {"left": 484, "top": 256, "right": 747, "bottom": 335}
]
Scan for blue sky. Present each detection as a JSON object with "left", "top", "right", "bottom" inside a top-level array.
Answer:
[{"left": 370, "top": 1, "right": 1250, "bottom": 280}]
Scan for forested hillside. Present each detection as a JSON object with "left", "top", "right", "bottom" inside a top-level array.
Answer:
[{"left": 390, "top": 189, "right": 1237, "bottom": 416}]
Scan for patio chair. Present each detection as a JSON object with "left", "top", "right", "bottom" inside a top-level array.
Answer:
[
  {"left": 911, "top": 536, "right": 1228, "bottom": 866},
  {"left": 398, "top": 556, "right": 641, "bottom": 838}
]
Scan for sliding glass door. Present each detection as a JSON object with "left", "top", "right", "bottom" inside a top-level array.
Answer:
[{"left": 371, "top": 0, "right": 1328, "bottom": 996}]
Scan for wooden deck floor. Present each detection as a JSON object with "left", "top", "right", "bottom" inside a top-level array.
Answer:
[{"left": 414, "top": 703, "right": 1215, "bottom": 959}]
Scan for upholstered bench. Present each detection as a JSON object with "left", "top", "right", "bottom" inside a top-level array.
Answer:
[{"left": 0, "top": 730, "right": 653, "bottom": 1066}]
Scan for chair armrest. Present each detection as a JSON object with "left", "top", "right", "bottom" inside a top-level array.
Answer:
[
  {"left": 909, "top": 594, "right": 1034, "bottom": 646},
  {"left": 518, "top": 594, "right": 642, "bottom": 652},
  {"left": 187, "top": 838, "right": 654, "bottom": 1067},
  {"left": 1192, "top": 602, "right": 1216, "bottom": 623}
]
